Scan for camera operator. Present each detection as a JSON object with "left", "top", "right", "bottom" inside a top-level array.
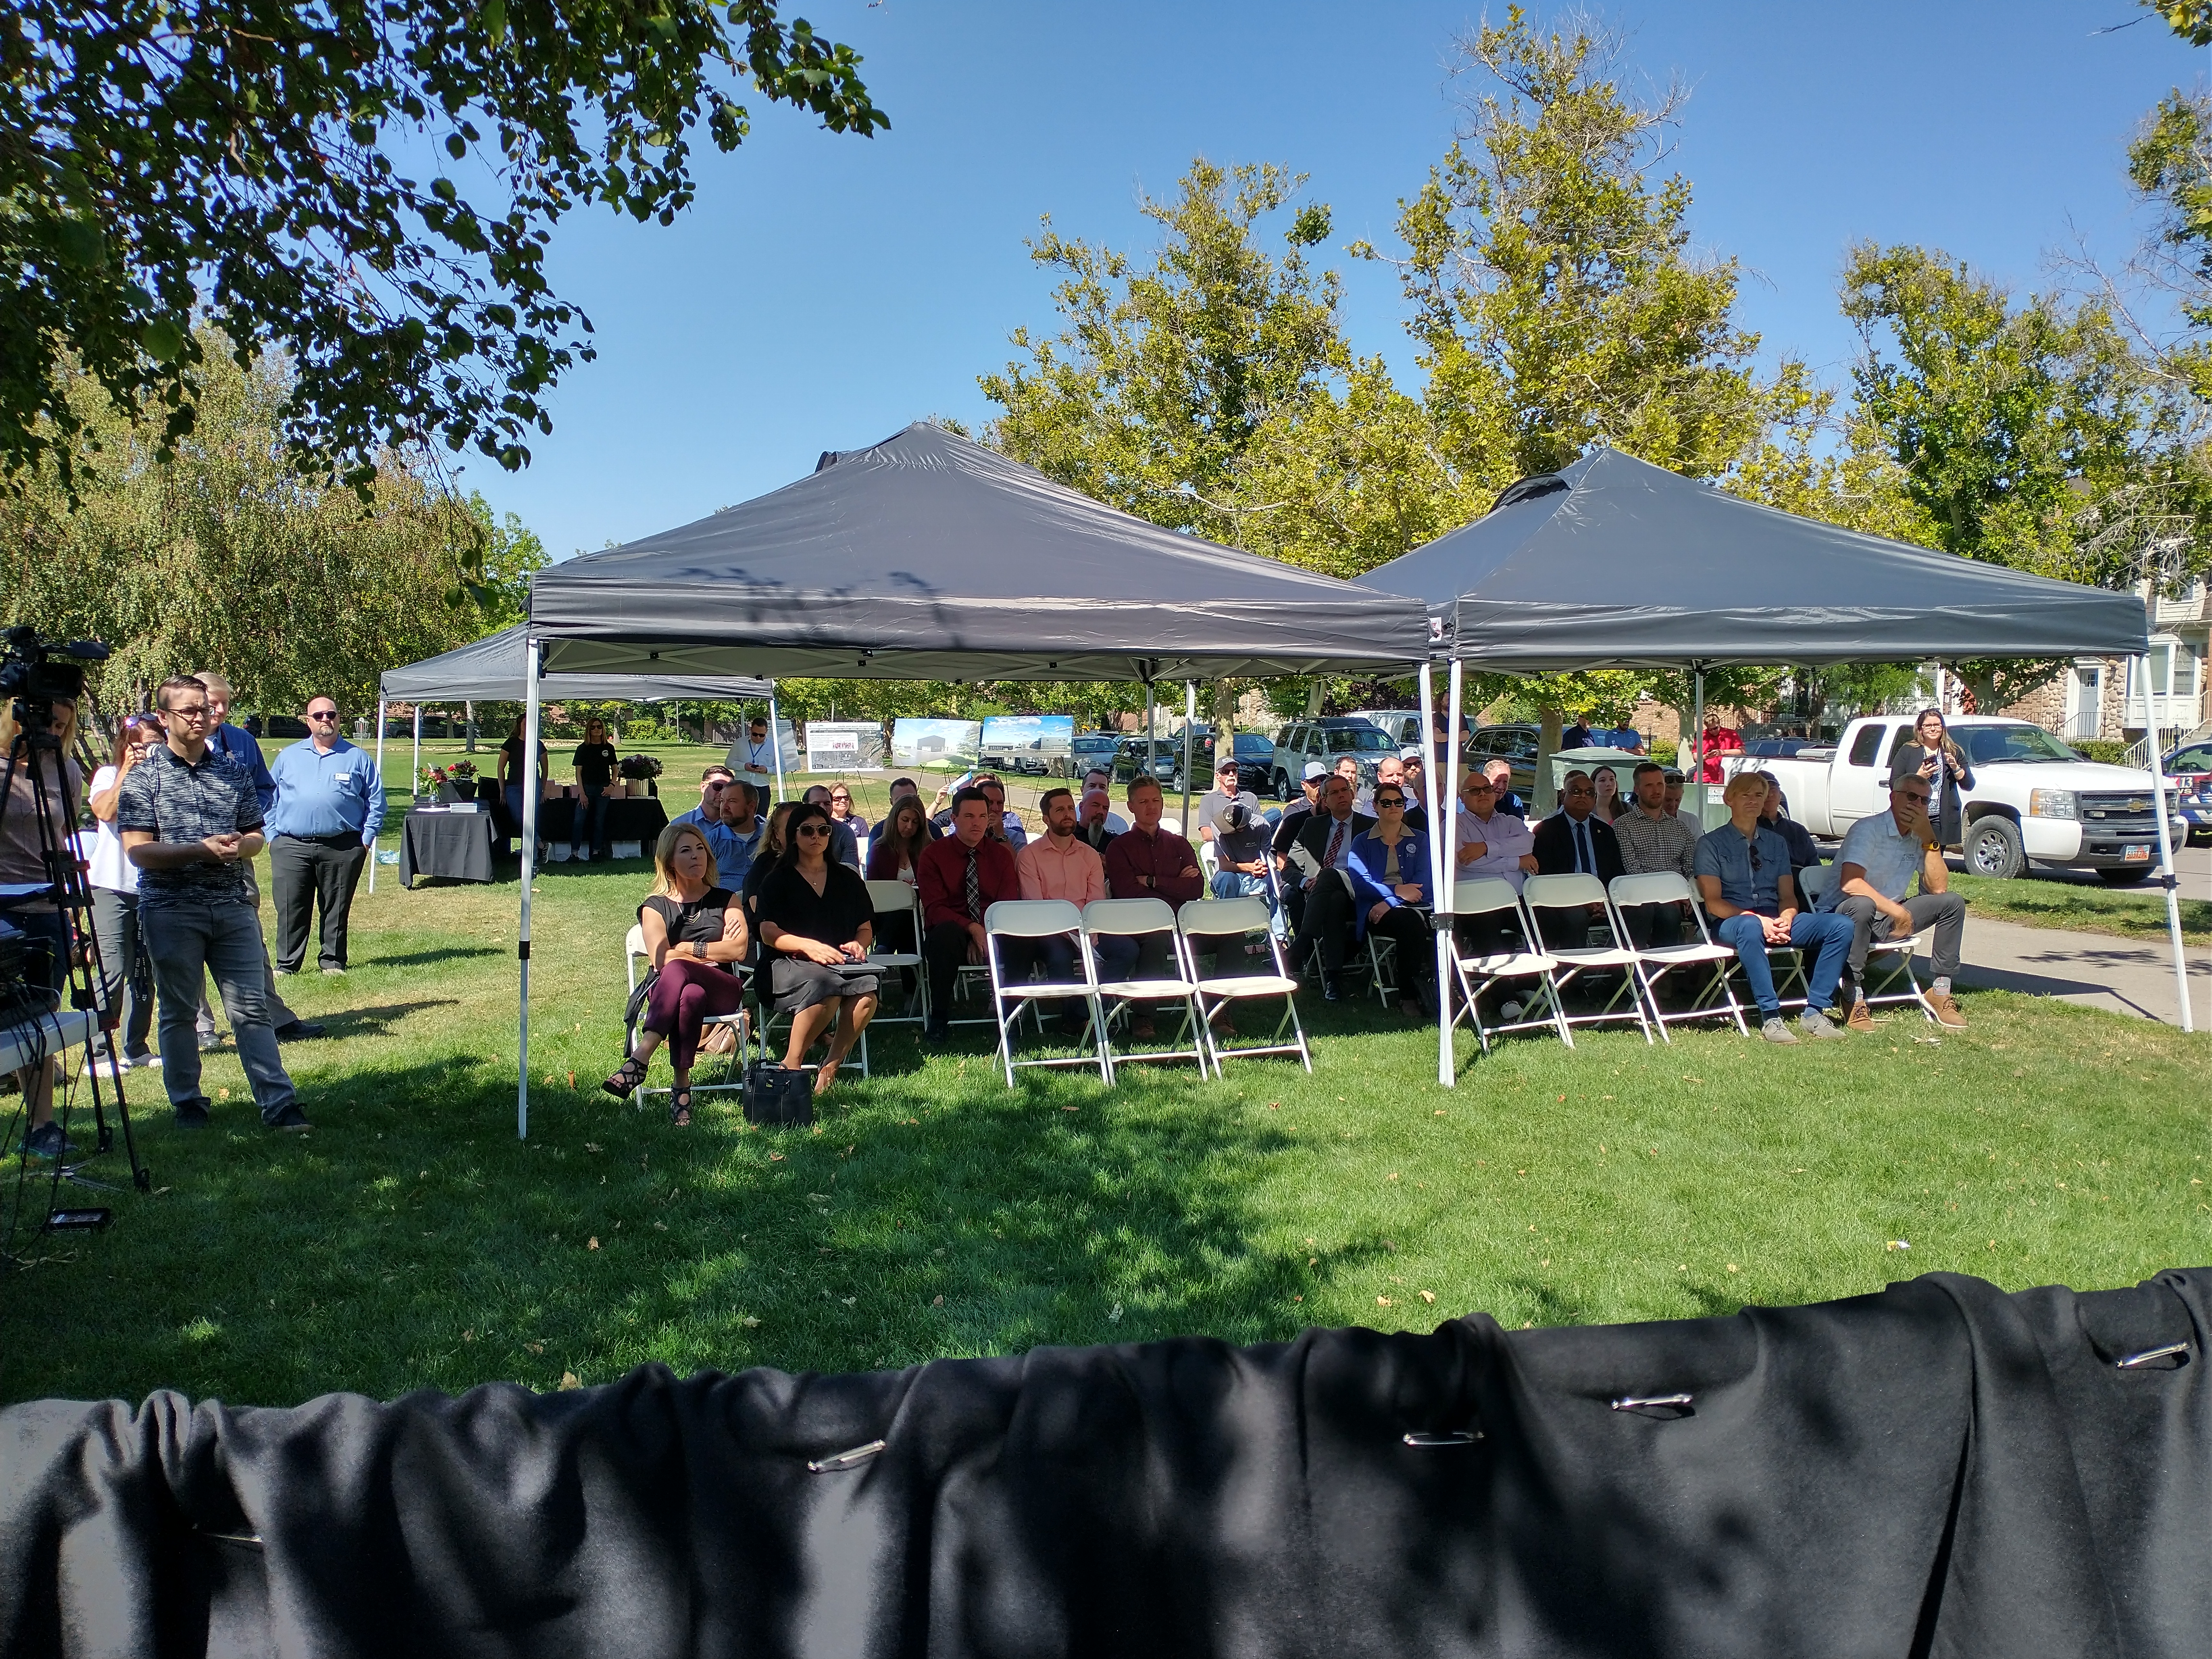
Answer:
[
  {"left": 0, "top": 688, "right": 82, "bottom": 1159},
  {"left": 118, "top": 675, "right": 308, "bottom": 1131}
]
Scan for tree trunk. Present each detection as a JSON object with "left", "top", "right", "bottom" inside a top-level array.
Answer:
[{"left": 1536, "top": 703, "right": 1563, "bottom": 814}]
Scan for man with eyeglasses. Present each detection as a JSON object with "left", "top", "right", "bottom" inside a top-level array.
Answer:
[
  {"left": 1694, "top": 772, "right": 1854, "bottom": 1045},
  {"left": 1453, "top": 772, "right": 1538, "bottom": 957},
  {"left": 728, "top": 714, "right": 778, "bottom": 806},
  {"left": 672, "top": 765, "right": 735, "bottom": 829},
  {"left": 118, "top": 675, "right": 307, "bottom": 1129},
  {"left": 266, "top": 694, "right": 385, "bottom": 977},
  {"left": 1815, "top": 774, "right": 1969, "bottom": 1031},
  {"left": 189, "top": 670, "right": 316, "bottom": 1046}
]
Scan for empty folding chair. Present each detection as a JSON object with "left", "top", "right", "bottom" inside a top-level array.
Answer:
[
  {"left": 1084, "top": 897, "right": 1208, "bottom": 1078},
  {"left": 1178, "top": 897, "right": 1311, "bottom": 1073},
  {"left": 1606, "top": 873, "right": 1748, "bottom": 1042},
  {"left": 1519, "top": 874, "right": 1653, "bottom": 1043},
  {"left": 1446, "top": 879, "right": 1571, "bottom": 1054},
  {"left": 983, "top": 900, "right": 1108, "bottom": 1086},
  {"left": 624, "top": 923, "right": 753, "bottom": 1106},
  {"left": 864, "top": 879, "right": 929, "bottom": 1028},
  {"left": 1795, "top": 863, "right": 1935, "bottom": 1021}
]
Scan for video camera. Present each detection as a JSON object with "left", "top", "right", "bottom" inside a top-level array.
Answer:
[{"left": 0, "top": 627, "right": 108, "bottom": 712}]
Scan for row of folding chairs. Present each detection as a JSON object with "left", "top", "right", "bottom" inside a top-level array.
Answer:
[
  {"left": 982, "top": 895, "right": 1312, "bottom": 1086},
  {"left": 1448, "top": 868, "right": 1934, "bottom": 1057}
]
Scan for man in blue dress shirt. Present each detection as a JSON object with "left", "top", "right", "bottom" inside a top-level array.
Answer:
[
  {"left": 267, "top": 694, "right": 386, "bottom": 975},
  {"left": 194, "top": 670, "right": 318, "bottom": 1044}
]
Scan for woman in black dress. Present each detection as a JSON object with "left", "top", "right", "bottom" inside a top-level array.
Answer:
[
  {"left": 756, "top": 801, "right": 879, "bottom": 1096},
  {"left": 1888, "top": 708, "right": 1976, "bottom": 849}
]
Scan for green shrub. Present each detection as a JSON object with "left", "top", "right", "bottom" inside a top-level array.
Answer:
[{"left": 2072, "top": 739, "right": 2131, "bottom": 766}]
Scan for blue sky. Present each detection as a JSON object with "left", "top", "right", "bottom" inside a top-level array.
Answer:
[{"left": 465, "top": 0, "right": 2207, "bottom": 561}]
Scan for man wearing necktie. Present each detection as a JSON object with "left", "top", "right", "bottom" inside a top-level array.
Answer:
[
  {"left": 914, "top": 788, "right": 1022, "bottom": 1042},
  {"left": 1531, "top": 771, "right": 1625, "bottom": 950},
  {"left": 1288, "top": 775, "right": 1375, "bottom": 1001}
]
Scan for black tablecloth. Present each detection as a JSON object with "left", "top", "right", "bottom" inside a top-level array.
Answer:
[
  {"left": 399, "top": 808, "right": 496, "bottom": 887},
  {"left": 488, "top": 794, "right": 668, "bottom": 851}
]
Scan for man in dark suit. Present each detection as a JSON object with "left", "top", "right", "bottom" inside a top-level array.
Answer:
[
  {"left": 1288, "top": 774, "right": 1375, "bottom": 1000},
  {"left": 1529, "top": 771, "right": 1624, "bottom": 950}
]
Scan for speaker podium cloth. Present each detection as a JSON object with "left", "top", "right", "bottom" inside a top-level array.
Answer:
[{"left": 2, "top": 1269, "right": 2205, "bottom": 1658}]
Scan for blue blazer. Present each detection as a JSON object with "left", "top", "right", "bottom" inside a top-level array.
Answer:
[{"left": 1346, "top": 830, "right": 1431, "bottom": 938}]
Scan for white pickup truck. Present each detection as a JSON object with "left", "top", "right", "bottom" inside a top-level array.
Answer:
[{"left": 1724, "top": 714, "right": 2183, "bottom": 884}]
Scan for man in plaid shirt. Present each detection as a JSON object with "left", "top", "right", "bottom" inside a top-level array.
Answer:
[
  {"left": 1611, "top": 761, "right": 1699, "bottom": 948},
  {"left": 117, "top": 675, "right": 306, "bottom": 1130}
]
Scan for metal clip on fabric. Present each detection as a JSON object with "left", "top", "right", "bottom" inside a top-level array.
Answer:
[
  {"left": 2115, "top": 1343, "right": 2190, "bottom": 1370},
  {"left": 807, "top": 1439, "right": 887, "bottom": 1473},
  {"left": 1610, "top": 1393, "right": 1695, "bottom": 1417},
  {"left": 1401, "top": 1430, "right": 1483, "bottom": 1446}
]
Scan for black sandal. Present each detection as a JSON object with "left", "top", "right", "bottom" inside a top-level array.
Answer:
[
  {"left": 602, "top": 1054, "right": 649, "bottom": 1099},
  {"left": 669, "top": 1087, "right": 693, "bottom": 1128}
]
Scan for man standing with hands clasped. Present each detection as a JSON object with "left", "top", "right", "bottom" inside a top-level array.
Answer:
[
  {"left": 119, "top": 675, "right": 307, "bottom": 1130},
  {"left": 1816, "top": 772, "right": 1971, "bottom": 1031},
  {"left": 267, "top": 695, "right": 385, "bottom": 977}
]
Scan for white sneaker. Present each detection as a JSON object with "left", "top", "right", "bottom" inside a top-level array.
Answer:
[
  {"left": 1798, "top": 1008, "right": 1846, "bottom": 1040},
  {"left": 1761, "top": 1016, "right": 1799, "bottom": 1045},
  {"left": 1500, "top": 999, "right": 1525, "bottom": 1022}
]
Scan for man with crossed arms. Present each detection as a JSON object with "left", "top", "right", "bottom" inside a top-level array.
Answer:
[{"left": 1815, "top": 771, "right": 1970, "bottom": 1032}]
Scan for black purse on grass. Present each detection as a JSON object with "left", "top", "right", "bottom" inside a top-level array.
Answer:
[{"left": 742, "top": 1062, "right": 813, "bottom": 1127}]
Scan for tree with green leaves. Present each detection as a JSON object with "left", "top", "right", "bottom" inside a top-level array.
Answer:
[
  {"left": 2, "top": 334, "right": 513, "bottom": 713},
  {"left": 1, "top": 0, "right": 883, "bottom": 503}
]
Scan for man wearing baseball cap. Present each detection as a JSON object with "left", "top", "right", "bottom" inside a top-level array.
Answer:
[{"left": 1269, "top": 761, "right": 1330, "bottom": 934}]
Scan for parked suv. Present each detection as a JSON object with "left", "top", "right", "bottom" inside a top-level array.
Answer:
[
  {"left": 1346, "top": 709, "right": 1426, "bottom": 751},
  {"left": 1269, "top": 718, "right": 1398, "bottom": 799},
  {"left": 1168, "top": 728, "right": 1275, "bottom": 794},
  {"left": 1464, "top": 723, "right": 1541, "bottom": 794}
]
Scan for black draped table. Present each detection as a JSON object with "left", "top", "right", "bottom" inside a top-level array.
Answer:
[
  {"left": 485, "top": 787, "right": 667, "bottom": 857},
  {"left": 399, "top": 806, "right": 496, "bottom": 887}
]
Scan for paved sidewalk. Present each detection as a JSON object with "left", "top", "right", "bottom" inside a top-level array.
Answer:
[{"left": 1935, "top": 914, "right": 2212, "bottom": 1026}]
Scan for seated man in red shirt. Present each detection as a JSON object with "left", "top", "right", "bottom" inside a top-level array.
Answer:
[
  {"left": 914, "top": 787, "right": 1023, "bottom": 1041},
  {"left": 1099, "top": 777, "right": 1203, "bottom": 1039}
]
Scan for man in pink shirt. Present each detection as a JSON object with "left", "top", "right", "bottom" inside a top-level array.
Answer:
[{"left": 1014, "top": 786, "right": 1105, "bottom": 1031}]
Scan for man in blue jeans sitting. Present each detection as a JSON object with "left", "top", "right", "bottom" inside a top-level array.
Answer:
[{"left": 1693, "top": 772, "right": 1854, "bottom": 1045}]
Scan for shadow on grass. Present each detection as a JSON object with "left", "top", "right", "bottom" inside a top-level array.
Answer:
[
  {"left": 367, "top": 947, "right": 503, "bottom": 970},
  {"left": 0, "top": 1031, "right": 1317, "bottom": 1406},
  {"left": 313, "top": 999, "right": 464, "bottom": 1038}
]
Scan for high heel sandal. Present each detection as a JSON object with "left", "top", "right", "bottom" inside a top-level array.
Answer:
[
  {"left": 669, "top": 1086, "right": 693, "bottom": 1128},
  {"left": 602, "top": 1054, "right": 649, "bottom": 1099}
]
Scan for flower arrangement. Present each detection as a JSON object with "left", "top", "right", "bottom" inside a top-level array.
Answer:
[
  {"left": 420, "top": 760, "right": 479, "bottom": 793},
  {"left": 618, "top": 753, "right": 663, "bottom": 781}
]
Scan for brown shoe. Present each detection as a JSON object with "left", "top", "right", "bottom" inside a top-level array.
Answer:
[
  {"left": 1926, "top": 990, "right": 1966, "bottom": 1029},
  {"left": 1845, "top": 999, "right": 1875, "bottom": 1034}
]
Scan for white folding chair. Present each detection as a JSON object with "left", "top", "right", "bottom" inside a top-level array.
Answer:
[
  {"left": 1795, "top": 863, "right": 1935, "bottom": 1021},
  {"left": 1178, "top": 897, "right": 1311, "bottom": 1073},
  {"left": 1519, "top": 874, "right": 1653, "bottom": 1043},
  {"left": 1606, "top": 873, "right": 1748, "bottom": 1041},
  {"left": 1446, "top": 879, "right": 1571, "bottom": 1054},
  {"left": 983, "top": 900, "right": 1109, "bottom": 1086},
  {"left": 864, "top": 879, "right": 928, "bottom": 1028},
  {"left": 1198, "top": 840, "right": 1221, "bottom": 883},
  {"left": 1084, "top": 897, "right": 1208, "bottom": 1078},
  {"left": 623, "top": 923, "right": 753, "bottom": 1106}
]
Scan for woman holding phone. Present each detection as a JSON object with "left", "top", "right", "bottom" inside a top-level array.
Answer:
[
  {"left": 1889, "top": 708, "right": 1975, "bottom": 850},
  {"left": 84, "top": 714, "right": 165, "bottom": 1077}
]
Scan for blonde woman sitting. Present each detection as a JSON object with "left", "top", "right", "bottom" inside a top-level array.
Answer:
[{"left": 603, "top": 822, "right": 748, "bottom": 1125}]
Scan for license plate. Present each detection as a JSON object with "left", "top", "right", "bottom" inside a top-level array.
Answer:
[{"left": 2125, "top": 844, "right": 2151, "bottom": 862}]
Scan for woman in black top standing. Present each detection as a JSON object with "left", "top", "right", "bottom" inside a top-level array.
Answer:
[
  {"left": 498, "top": 714, "right": 549, "bottom": 849},
  {"left": 570, "top": 717, "right": 618, "bottom": 862},
  {"left": 1888, "top": 708, "right": 1976, "bottom": 849},
  {"left": 757, "top": 801, "right": 879, "bottom": 1096},
  {"left": 604, "top": 822, "right": 748, "bottom": 1125}
]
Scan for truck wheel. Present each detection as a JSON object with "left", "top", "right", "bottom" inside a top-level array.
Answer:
[
  {"left": 1963, "top": 815, "right": 2026, "bottom": 880},
  {"left": 2097, "top": 869, "right": 2153, "bottom": 886},
  {"left": 1274, "top": 770, "right": 1292, "bottom": 802}
]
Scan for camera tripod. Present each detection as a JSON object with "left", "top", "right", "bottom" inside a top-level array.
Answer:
[{"left": 0, "top": 700, "right": 148, "bottom": 1266}]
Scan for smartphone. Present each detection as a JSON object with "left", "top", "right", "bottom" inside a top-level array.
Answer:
[{"left": 47, "top": 1208, "right": 112, "bottom": 1231}]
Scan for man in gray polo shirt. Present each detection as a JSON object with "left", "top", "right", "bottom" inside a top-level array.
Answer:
[
  {"left": 1817, "top": 771, "right": 1969, "bottom": 1031},
  {"left": 118, "top": 675, "right": 306, "bottom": 1131}
]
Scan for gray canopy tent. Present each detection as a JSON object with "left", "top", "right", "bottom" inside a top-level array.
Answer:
[
  {"left": 506, "top": 422, "right": 1431, "bottom": 1134},
  {"left": 370, "top": 625, "right": 777, "bottom": 894},
  {"left": 1355, "top": 447, "right": 2176, "bottom": 1082}
]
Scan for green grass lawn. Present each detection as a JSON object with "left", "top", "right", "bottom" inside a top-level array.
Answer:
[
  {"left": 3, "top": 831, "right": 2208, "bottom": 1410},
  {"left": 1950, "top": 871, "right": 2212, "bottom": 947}
]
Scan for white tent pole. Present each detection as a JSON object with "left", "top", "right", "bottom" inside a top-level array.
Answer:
[
  {"left": 2142, "top": 655, "right": 2194, "bottom": 1032},
  {"left": 1144, "top": 682, "right": 1156, "bottom": 788},
  {"left": 1181, "top": 679, "right": 1196, "bottom": 832},
  {"left": 1443, "top": 658, "right": 1468, "bottom": 1087},
  {"left": 411, "top": 705, "right": 422, "bottom": 800},
  {"left": 1418, "top": 660, "right": 1450, "bottom": 1089},
  {"left": 517, "top": 640, "right": 541, "bottom": 1140},
  {"left": 370, "top": 697, "right": 385, "bottom": 895},
  {"left": 1690, "top": 669, "right": 1706, "bottom": 829},
  {"left": 769, "top": 692, "right": 787, "bottom": 805}
]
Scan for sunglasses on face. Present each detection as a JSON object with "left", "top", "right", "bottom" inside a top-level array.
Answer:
[
  {"left": 1375, "top": 796, "right": 1405, "bottom": 809},
  {"left": 795, "top": 823, "right": 832, "bottom": 839},
  {"left": 1897, "top": 790, "right": 1931, "bottom": 805},
  {"left": 704, "top": 779, "right": 729, "bottom": 791},
  {"left": 308, "top": 710, "right": 337, "bottom": 721}
]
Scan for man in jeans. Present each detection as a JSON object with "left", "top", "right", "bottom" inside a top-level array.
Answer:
[
  {"left": 1693, "top": 772, "right": 1854, "bottom": 1046},
  {"left": 1817, "top": 773, "right": 1970, "bottom": 1031},
  {"left": 119, "top": 675, "right": 307, "bottom": 1130}
]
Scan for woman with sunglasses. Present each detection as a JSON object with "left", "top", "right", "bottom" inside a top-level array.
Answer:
[
  {"left": 755, "top": 801, "right": 879, "bottom": 1094},
  {"left": 827, "top": 784, "right": 868, "bottom": 842},
  {"left": 1345, "top": 783, "right": 1439, "bottom": 1017},
  {"left": 604, "top": 822, "right": 748, "bottom": 1126},
  {"left": 83, "top": 715, "right": 166, "bottom": 1079}
]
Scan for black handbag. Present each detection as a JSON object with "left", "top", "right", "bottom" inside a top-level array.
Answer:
[{"left": 742, "top": 1062, "right": 813, "bottom": 1127}]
